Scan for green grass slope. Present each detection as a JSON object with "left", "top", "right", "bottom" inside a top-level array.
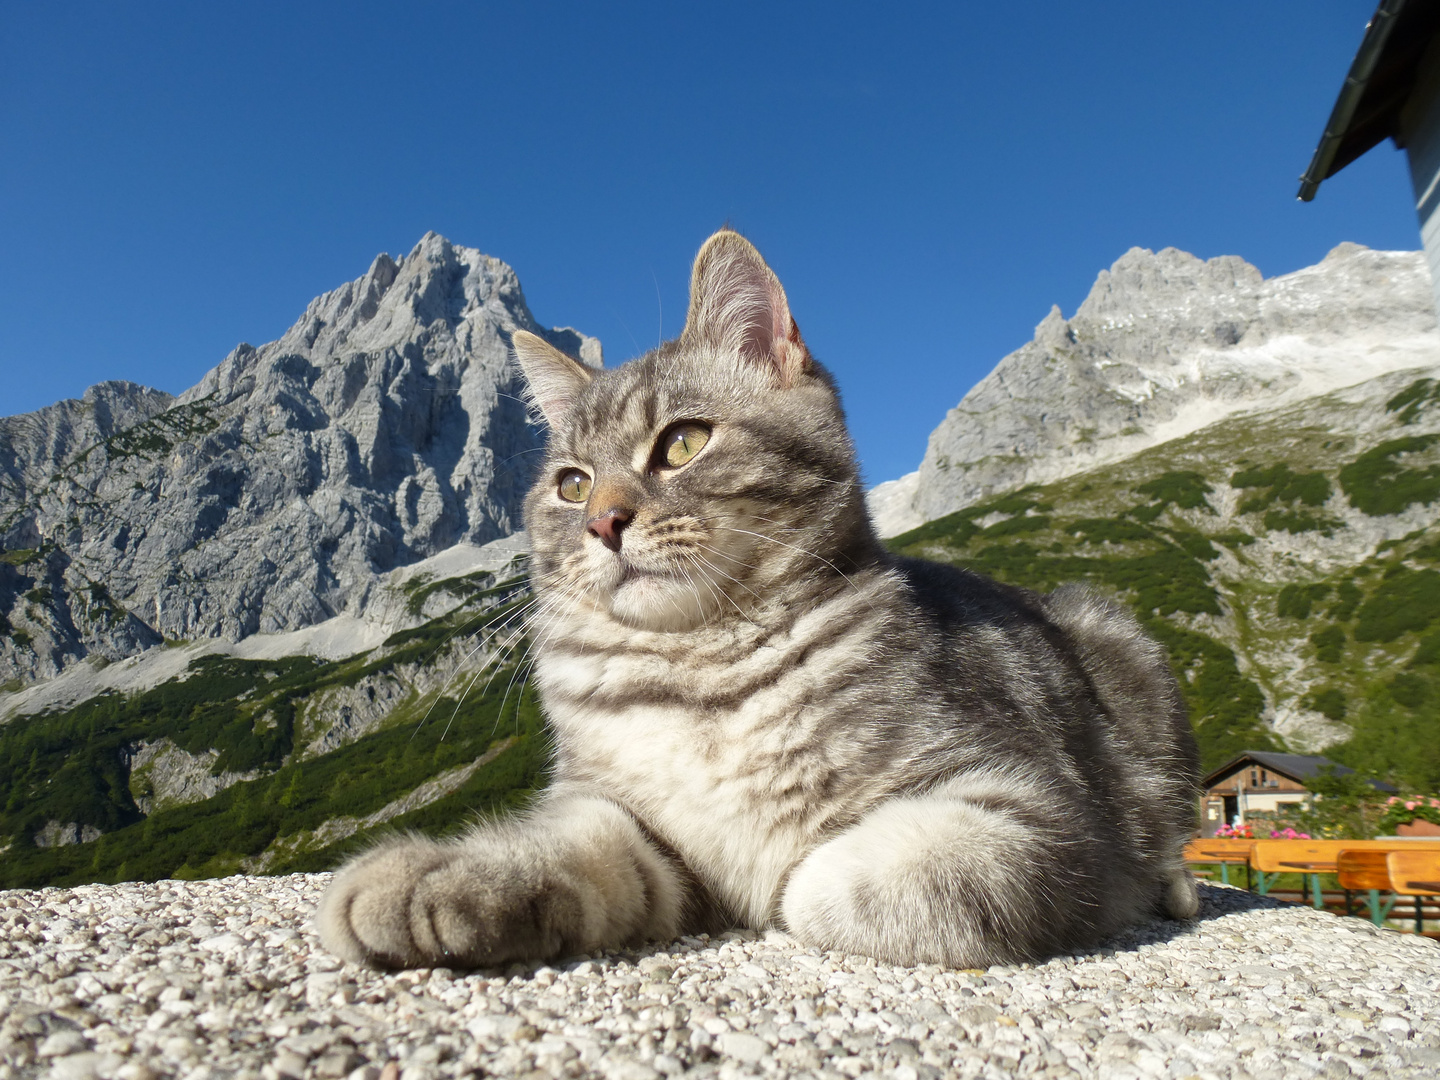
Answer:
[
  {"left": 887, "top": 367, "right": 1440, "bottom": 786},
  {"left": 0, "top": 575, "right": 548, "bottom": 888}
]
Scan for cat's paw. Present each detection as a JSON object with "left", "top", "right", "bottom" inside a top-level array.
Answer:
[{"left": 316, "top": 837, "right": 585, "bottom": 969}]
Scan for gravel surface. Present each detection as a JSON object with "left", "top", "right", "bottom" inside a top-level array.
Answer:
[{"left": 3, "top": 876, "right": 1439, "bottom": 1080}]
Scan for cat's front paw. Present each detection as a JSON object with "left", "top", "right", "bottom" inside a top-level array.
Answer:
[{"left": 316, "top": 838, "right": 585, "bottom": 969}]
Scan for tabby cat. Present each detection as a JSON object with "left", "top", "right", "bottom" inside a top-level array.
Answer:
[{"left": 317, "top": 229, "right": 1201, "bottom": 970}]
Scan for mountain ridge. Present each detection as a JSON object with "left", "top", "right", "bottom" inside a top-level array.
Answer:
[
  {"left": 0, "top": 233, "right": 598, "bottom": 687},
  {"left": 870, "top": 243, "right": 1440, "bottom": 536}
]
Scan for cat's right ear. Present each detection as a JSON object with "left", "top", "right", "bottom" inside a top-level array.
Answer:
[
  {"left": 682, "top": 229, "right": 812, "bottom": 388},
  {"left": 512, "top": 330, "right": 595, "bottom": 428}
]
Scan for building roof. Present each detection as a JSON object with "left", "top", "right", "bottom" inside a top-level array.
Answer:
[
  {"left": 1202, "top": 750, "right": 1398, "bottom": 792},
  {"left": 1298, "top": 0, "right": 1440, "bottom": 201}
]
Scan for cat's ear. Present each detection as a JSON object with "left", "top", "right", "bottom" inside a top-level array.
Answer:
[
  {"left": 682, "top": 230, "right": 812, "bottom": 388},
  {"left": 511, "top": 330, "right": 595, "bottom": 427}
]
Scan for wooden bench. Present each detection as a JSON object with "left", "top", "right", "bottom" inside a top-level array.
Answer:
[
  {"left": 1183, "top": 838, "right": 1255, "bottom": 888},
  {"left": 1388, "top": 850, "right": 1440, "bottom": 935},
  {"left": 1186, "top": 839, "right": 1440, "bottom": 917},
  {"left": 1249, "top": 840, "right": 1344, "bottom": 906},
  {"left": 1336, "top": 850, "right": 1398, "bottom": 926},
  {"left": 1250, "top": 840, "right": 1440, "bottom": 907}
]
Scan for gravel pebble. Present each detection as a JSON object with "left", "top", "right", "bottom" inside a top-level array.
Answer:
[{"left": 2, "top": 877, "right": 1439, "bottom": 1078}]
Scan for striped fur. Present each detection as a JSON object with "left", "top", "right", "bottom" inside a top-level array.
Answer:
[{"left": 317, "top": 230, "right": 1201, "bottom": 970}]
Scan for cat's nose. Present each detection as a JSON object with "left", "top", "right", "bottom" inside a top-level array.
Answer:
[{"left": 587, "top": 507, "right": 634, "bottom": 552}]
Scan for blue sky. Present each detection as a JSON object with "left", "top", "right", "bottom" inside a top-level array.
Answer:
[{"left": 0, "top": 1, "right": 1422, "bottom": 485}]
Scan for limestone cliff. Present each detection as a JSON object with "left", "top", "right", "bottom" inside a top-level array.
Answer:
[
  {"left": 0, "top": 233, "right": 598, "bottom": 685},
  {"left": 870, "top": 244, "right": 1440, "bottom": 536}
]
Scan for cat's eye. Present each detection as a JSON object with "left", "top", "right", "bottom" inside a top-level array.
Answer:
[
  {"left": 660, "top": 422, "right": 711, "bottom": 468},
  {"left": 557, "top": 469, "right": 592, "bottom": 503}
]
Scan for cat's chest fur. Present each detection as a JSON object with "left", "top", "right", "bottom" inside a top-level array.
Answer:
[{"left": 535, "top": 595, "right": 893, "bottom": 925}]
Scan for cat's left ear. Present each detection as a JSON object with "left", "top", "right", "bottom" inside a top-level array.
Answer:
[
  {"left": 512, "top": 330, "right": 595, "bottom": 427},
  {"left": 682, "top": 230, "right": 812, "bottom": 388}
]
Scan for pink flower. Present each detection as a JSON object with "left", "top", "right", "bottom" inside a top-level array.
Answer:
[{"left": 1407, "top": 801, "right": 1418, "bottom": 810}]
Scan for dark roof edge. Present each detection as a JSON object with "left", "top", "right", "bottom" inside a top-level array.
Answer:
[
  {"left": 1298, "top": 0, "right": 1409, "bottom": 202},
  {"left": 1202, "top": 751, "right": 1345, "bottom": 787},
  {"left": 1202, "top": 750, "right": 1398, "bottom": 793}
]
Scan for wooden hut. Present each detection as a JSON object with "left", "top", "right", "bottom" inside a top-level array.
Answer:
[{"left": 1200, "top": 751, "right": 1396, "bottom": 835}]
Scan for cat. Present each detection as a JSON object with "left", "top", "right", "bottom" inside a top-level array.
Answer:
[{"left": 316, "top": 229, "right": 1201, "bottom": 971}]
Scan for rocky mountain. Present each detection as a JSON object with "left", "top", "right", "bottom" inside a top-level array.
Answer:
[
  {"left": 0, "top": 537, "right": 546, "bottom": 885},
  {"left": 888, "top": 360, "right": 1440, "bottom": 786},
  {"left": 0, "top": 233, "right": 599, "bottom": 687},
  {"left": 869, "top": 243, "right": 1440, "bottom": 536},
  {"left": 868, "top": 242, "right": 1440, "bottom": 786},
  {"left": 0, "top": 381, "right": 176, "bottom": 497}
]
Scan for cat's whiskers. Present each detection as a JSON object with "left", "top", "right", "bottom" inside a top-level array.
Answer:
[
  {"left": 502, "top": 588, "right": 592, "bottom": 723},
  {"left": 679, "top": 549, "right": 746, "bottom": 622},
  {"left": 734, "top": 511, "right": 811, "bottom": 535},
  {"left": 493, "top": 630, "right": 542, "bottom": 736},
  {"left": 438, "top": 575, "right": 589, "bottom": 741},
  {"left": 694, "top": 540, "right": 764, "bottom": 577},
  {"left": 483, "top": 607, "right": 569, "bottom": 739},
  {"left": 410, "top": 593, "right": 539, "bottom": 740},
  {"left": 454, "top": 596, "right": 538, "bottom": 672},
  {"left": 667, "top": 553, "right": 714, "bottom": 630},
  {"left": 441, "top": 615, "right": 538, "bottom": 743},
  {"left": 690, "top": 545, "right": 766, "bottom": 608},
  {"left": 430, "top": 605, "right": 539, "bottom": 740},
  {"left": 711, "top": 524, "right": 870, "bottom": 605},
  {"left": 408, "top": 570, "right": 532, "bottom": 677}
]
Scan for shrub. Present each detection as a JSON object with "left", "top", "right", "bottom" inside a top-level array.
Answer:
[
  {"left": 1385, "top": 378, "right": 1440, "bottom": 425},
  {"left": 1133, "top": 471, "right": 1213, "bottom": 512},
  {"left": 1353, "top": 568, "right": 1440, "bottom": 642},
  {"left": 1232, "top": 463, "right": 1332, "bottom": 509},
  {"left": 1390, "top": 673, "right": 1430, "bottom": 709},
  {"left": 1304, "top": 687, "right": 1347, "bottom": 722},
  {"left": 1339, "top": 436, "right": 1440, "bottom": 516},
  {"left": 1277, "top": 584, "right": 1330, "bottom": 620},
  {"left": 1328, "top": 580, "right": 1363, "bottom": 622},
  {"left": 1310, "top": 625, "right": 1345, "bottom": 663}
]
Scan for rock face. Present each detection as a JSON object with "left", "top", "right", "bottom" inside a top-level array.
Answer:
[
  {"left": 124, "top": 738, "right": 261, "bottom": 815},
  {"left": 871, "top": 243, "right": 1440, "bottom": 536},
  {"left": 0, "top": 381, "right": 175, "bottom": 499},
  {"left": 0, "top": 233, "right": 598, "bottom": 686}
]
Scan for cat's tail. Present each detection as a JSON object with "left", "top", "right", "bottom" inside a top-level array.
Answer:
[{"left": 1040, "top": 583, "right": 1203, "bottom": 919}]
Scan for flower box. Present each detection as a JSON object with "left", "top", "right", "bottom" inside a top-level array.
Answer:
[{"left": 1397, "top": 819, "right": 1440, "bottom": 837}]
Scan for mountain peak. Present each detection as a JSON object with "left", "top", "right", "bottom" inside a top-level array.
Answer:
[
  {"left": 872, "top": 244, "right": 1439, "bottom": 536},
  {"left": 0, "top": 239, "right": 598, "bottom": 686},
  {"left": 1324, "top": 240, "right": 1371, "bottom": 262}
]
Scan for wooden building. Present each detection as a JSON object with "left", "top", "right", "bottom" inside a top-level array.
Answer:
[
  {"left": 1200, "top": 751, "right": 1397, "bottom": 836},
  {"left": 1299, "top": 0, "right": 1440, "bottom": 317}
]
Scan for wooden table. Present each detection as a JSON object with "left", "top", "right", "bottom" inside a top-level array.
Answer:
[
  {"left": 1182, "top": 839, "right": 1254, "bottom": 888},
  {"left": 1252, "top": 840, "right": 1440, "bottom": 909}
]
